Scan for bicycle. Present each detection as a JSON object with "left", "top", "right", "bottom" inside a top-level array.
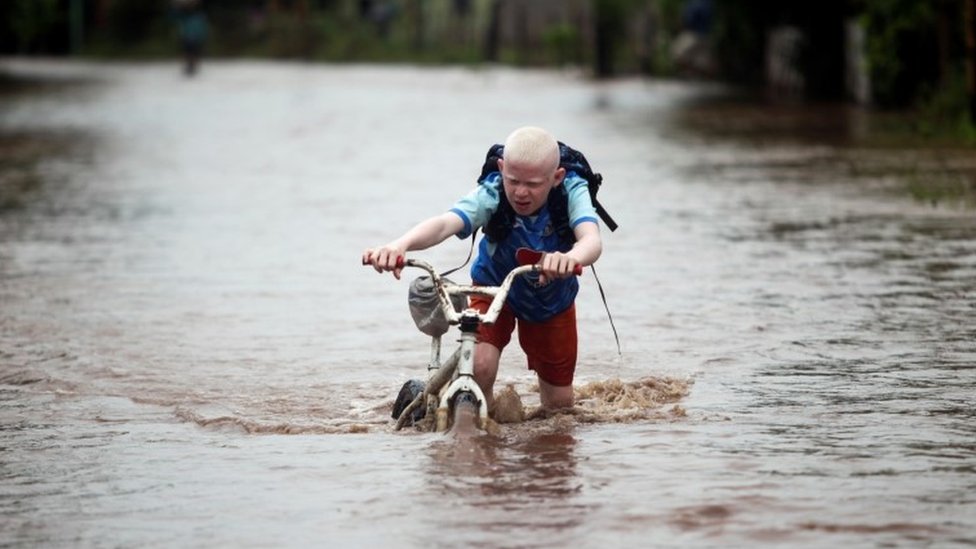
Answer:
[{"left": 367, "top": 253, "right": 581, "bottom": 433}]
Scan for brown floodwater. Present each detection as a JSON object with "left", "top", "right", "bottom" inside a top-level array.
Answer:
[{"left": 1, "top": 59, "right": 974, "bottom": 547}]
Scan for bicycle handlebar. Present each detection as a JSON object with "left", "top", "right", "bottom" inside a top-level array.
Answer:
[
  {"left": 392, "top": 255, "right": 582, "bottom": 277},
  {"left": 363, "top": 254, "right": 582, "bottom": 325}
]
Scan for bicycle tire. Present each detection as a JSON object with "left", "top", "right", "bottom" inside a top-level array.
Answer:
[
  {"left": 391, "top": 379, "right": 426, "bottom": 424},
  {"left": 451, "top": 391, "right": 480, "bottom": 433}
]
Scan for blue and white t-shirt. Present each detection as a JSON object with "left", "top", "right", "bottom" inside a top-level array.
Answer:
[{"left": 449, "top": 173, "right": 599, "bottom": 323}]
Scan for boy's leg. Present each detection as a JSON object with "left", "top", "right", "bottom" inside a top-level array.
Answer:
[
  {"left": 538, "top": 378, "right": 574, "bottom": 410},
  {"left": 468, "top": 294, "right": 516, "bottom": 412},
  {"left": 518, "top": 304, "right": 577, "bottom": 411},
  {"left": 473, "top": 342, "right": 501, "bottom": 410}
]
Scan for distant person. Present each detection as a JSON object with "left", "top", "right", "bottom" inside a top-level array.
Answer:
[
  {"left": 172, "top": 0, "right": 208, "bottom": 76},
  {"left": 363, "top": 127, "right": 604, "bottom": 413}
]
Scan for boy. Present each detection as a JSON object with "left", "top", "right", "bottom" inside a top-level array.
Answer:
[{"left": 362, "top": 126, "right": 602, "bottom": 411}]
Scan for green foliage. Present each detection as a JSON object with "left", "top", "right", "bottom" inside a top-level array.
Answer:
[
  {"left": 542, "top": 22, "right": 582, "bottom": 66},
  {"left": 81, "top": 0, "right": 177, "bottom": 58},
  {"left": 592, "top": 0, "right": 647, "bottom": 76},
  {"left": 709, "top": 0, "right": 767, "bottom": 85},
  {"left": 915, "top": 69, "right": 976, "bottom": 142},
  {"left": 860, "top": 0, "right": 938, "bottom": 108},
  {"left": 6, "top": 0, "right": 61, "bottom": 53},
  {"left": 856, "top": 0, "right": 975, "bottom": 140}
]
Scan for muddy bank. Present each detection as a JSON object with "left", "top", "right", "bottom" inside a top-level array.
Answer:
[
  {"left": 669, "top": 94, "right": 976, "bottom": 207},
  {"left": 0, "top": 130, "right": 90, "bottom": 210}
]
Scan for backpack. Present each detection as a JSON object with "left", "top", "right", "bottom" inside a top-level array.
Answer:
[{"left": 477, "top": 142, "right": 618, "bottom": 245}]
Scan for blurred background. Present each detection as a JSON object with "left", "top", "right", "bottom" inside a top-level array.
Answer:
[{"left": 2, "top": 0, "right": 975, "bottom": 135}]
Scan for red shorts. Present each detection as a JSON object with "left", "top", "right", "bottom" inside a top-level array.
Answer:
[{"left": 469, "top": 295, "right": 577, "bottom": 387}]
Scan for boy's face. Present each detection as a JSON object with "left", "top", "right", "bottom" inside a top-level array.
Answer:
[{"left": 498, "top": 158, "right": 565, "bottom": 216}]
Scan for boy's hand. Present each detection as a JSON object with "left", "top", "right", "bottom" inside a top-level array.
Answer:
[
  {"left": 538, "top": 252, "right": 580, "bottom": 285},
  {"left": 362, "top": 245, "right": 406, "bottom": 279}
]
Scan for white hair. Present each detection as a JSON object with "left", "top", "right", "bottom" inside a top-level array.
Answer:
[{"left": 503, "top": 126, "right": 560, "bottom": 171}]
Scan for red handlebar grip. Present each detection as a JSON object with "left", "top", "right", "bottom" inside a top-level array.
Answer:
[
  {"left": 362, "top": 254, "right": 405, "bottom": 268},
  {"left": 574, "top": 264, "right": 584, "bottom": 276}
]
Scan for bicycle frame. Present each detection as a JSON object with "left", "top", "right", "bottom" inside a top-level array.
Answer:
[{"left": 395, "top": 257, "right": 540, "bottom": 432}]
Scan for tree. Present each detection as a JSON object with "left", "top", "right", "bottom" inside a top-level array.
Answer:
[{"left": 593, "top": 0, "right": 629, "bottom": 77}]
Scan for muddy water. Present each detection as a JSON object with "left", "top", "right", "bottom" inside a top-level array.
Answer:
[{"left": 1, "top": 59, "right": 974, "bottom": 547}]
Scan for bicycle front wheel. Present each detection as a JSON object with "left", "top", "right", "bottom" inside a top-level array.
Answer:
[{"left": 450, "top": 391, "right": 481, "bottom": 434}]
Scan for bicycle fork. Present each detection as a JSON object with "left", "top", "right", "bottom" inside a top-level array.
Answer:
[{"left": 435, "top": 311, "right": 489, "bottom": 431}]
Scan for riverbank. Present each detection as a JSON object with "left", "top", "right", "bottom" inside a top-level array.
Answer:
[
  {"left": 0, "top": 131, "right": 72, "bottom": 211},
  {"left": 668, "top": 92, "right": 976, "bottom": 209},
  {"left": 0, "top": 64, "right": 100, "bottom": 210}
]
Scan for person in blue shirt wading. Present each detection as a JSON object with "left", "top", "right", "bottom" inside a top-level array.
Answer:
[{"left": 363, "top": 126, "right": 603, "bottom": 412}]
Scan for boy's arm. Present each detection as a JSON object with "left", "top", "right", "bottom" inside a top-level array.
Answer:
[
  {"left": 363, "top": 212, "right": 466, "bottom": 279},
  {"left": 568, "top": 221, "right": 602, "bottom": 265},
  {"left": 539, "top": 221, "right": 602, "bottom": 283}
]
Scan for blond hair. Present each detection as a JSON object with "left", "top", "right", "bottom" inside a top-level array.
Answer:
[{"left": 502, "top": 126, "right": 560, "bottom": 172}]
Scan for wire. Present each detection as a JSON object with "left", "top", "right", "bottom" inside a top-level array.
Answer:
[{"left": 590, "top": 264, "right": 622, "bottom": 356}]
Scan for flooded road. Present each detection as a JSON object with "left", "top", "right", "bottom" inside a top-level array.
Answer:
[{"left": 1, "top": 59, "right": 974, "bottom": 547}]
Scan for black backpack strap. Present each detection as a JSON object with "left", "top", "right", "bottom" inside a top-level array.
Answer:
[
  {"left": 547, "top": 186, "right": 575, "bottom": 249},
  {"left": 590, "top": 180, "right": 618, "bottom": 231},
  {"left": 478, "top": 144, "right": 505, "bottom": 181},
  {"left": 478, "top": 144, "right": 515, "bottom": 243},
  {"left": 557, "top": 142, "right": 617, "bottom": 233},
  {"left": 438, "top": 230, "right": 478, "bottom": 277}
]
